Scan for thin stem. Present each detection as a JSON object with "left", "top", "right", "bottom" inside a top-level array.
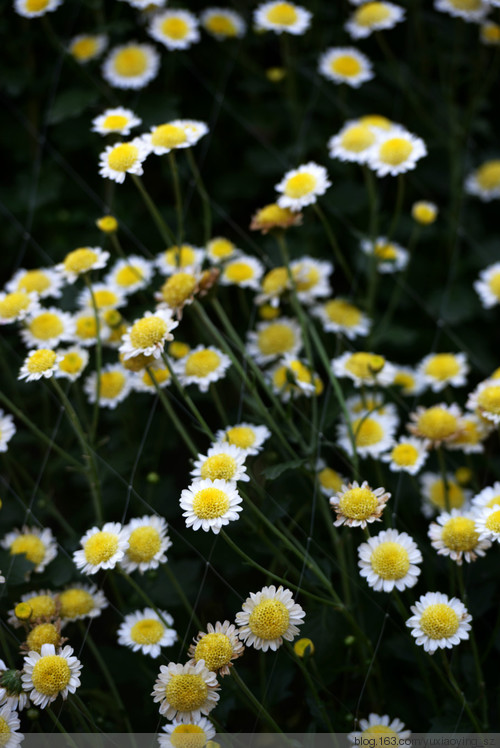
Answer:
[
  {"left": 131, "top": 175, "right": 176, "bottom": 246},
  {"left": 160, "top": 353, "right": 215, "bottom": 441},
  {"left": 147, "top": 368, "right": 198, "bottom": 458},
  {"left": 119, "top": 569, "right": 177, "bottom": 631},
  {"left": 168, "top": 152, "right": 184, "bottom": 245},
  {"left": 230, "top": 667, "right": 284, "bottom": 733},
  {"left": 84, "top": 275, "right": 102, "bottom": 442},
  {"left": 186, "top": 149, "right": 212, "bottom": 244},
  {"left": 313, "top": 204, "right": 353, "bottom": 284},
  {"left": 387, "top": 174, "right": 405, "bottom": 242},
  {"left": 162, "top": 564, "right": 202, "bottom": 629}
]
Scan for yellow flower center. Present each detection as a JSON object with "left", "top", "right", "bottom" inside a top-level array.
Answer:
[
  {"left": 0, "top": 292, "right": 31, "bottom": 319},
  {"left": 169, "top": 341, "right": 190, "bottom": 359},
  {"left": 318, "top": 467, "right": 343, "bottom": 493},
  {"left": 449, "top": 0, "right": 481, "bottom": 10},
  {"left": 208, "top": 237, "right": 235, "bottom": 258},
  {"left": 331, "top": 55, "right": 362, "bottom": 77},
  {"left": 18, "top": 270, "right": 51, "bottom": 294},
  {"left": 165, "top": 246, "right": 197, "bottom": 267},
  {"left": 485, "top": 495, "right": 500, "bottom": 508},
  {"left": 192, "top": 487, "right": 230, "bottom": 519},
  {"left": 97, "top": 215, "right": 118, "bottom": 233},
  {"left": 10, "top": 534, "right": 46, "bottom": 565},
  {"left": 129, "top": 317, "right": 168, "bottom": 349},
  {"left": 15, "top": 603, "right": 32, "bottom": 620},
  {"left": 71, "top": 37, "right": 99, "bottom": 61},
  {"left": 356, "top": 2, "right": 391, "bottom": 26},
  {"left": 99, "top": 371, "right": 126, "bottom": 400},
  {"left": 419, "top": 603, "right": 459, "bottom": 639},
  {"left": 345, "top": 352, "right": 386, "bottom": 379},
  {"left": 194, "top": 632, "right": 234, "bottom": 671},
  {"left": 170, "top": 725, "right": 206, "bottom": 748},
  {"left": 26, "top": 0, "right": 49, "bottom": 10},
  {"left": 390, "top": 443, "right": 419, "bottom": 467},
  {"left": 338, "top": 487, "right": 379, "bottom": 520},
  {"left": 101, "top": 114, "right": 129, "bottom": 131},
  {"left": 161, "top": 273, "right": 197, "bottom": 307},
  {"left": 127, "top": 526, "right": 161, "bottom": 562},
  {"left": 26, "top": 623, "right": 60, "bottom": 654},
  {"left": 374, "top": 242, "right": 397, "bottom": 260},
  {"left": 206, "top": 14, "right": 238, "bottom": 36},
  {"left": 340, "top": 124, "right": 376, "bottom": 153},
  {"left": 254, "top": 204, "right": 295, "bottom": 227},
  {"left": 200, "top": 454, "right": 237, "bottom": 481},
  {"left": 59, "top": 589, "right": 95, "bottom": 619},
  {"left": 378, "top": 137, "right": 413, "bottom": 166},
  {"left": 225, "top": 427, "right": 255, "bottom": 449},
  {"left": 429, "top": 480, "right": 465, "bottom": 511},
  {"left": 266, "top": 3, "right": 298, "bottom": 25},
  {"left": 130, "top": 618, "right": 165, "bottom": 645},
  {"left": 0, "top": 716, "right": 11, "bottom": 744},
  {"left": 477, "top": 384, "right": 500, "bottom": 414},
  {"left": 352, "top": 417, "right": 385, "bottom": 447},
  {"left": 115, "top": 265, "right": 143, "bottom": 287},
  {"left": 224, "top": 262, "right": 255, "bottom": 284},
  {"left": 416, "top": 407, "right": 459, "bottom": 440},
  {"left": 64, "top": 248, "right": 99, "bottom": 274},
  {"left": 475, "top": 161, "right": 500, "bottom": 190},
  {"left": 185, "top": 350, "right": 221, "bottom": 377},
  {"left": 113, "top": 47, "right": 148, "bottom": 77},
  {"left": 450, "top": 419, "right": 481, "bottom": 446},
  {"left": 485, "top": 271, "right": 500, "bottom": 300},
  {"left": 165, "top": 673, "right": 209, "bottom": 711},
  {"left": 28, "top": 312, "right": 64, "bottom": 340},
  {"left": 142, "top": 367, "right": 171, "bottom": 387},
  {"left": 23, "top": 595, "right": 56, "bottom": 619},
  {"left": 362, "top": 726, "right": 398, "bottom": 747},
  {"left": 262, "top": 267, "right": 288, "bottom": 295},
  {"left": 91, "top": 289, "right": 118, "bottom": 309},
  {"left": 284, "top": 173, "right": 316, "bottom": 198},
  {"left": 161, "top": 17, "right": 190, "bottom": 40},
  {"left": 293, "top": 265, "right": 320, "bottom": 291},
  {"left": 441, "top": 517, "right": 478, "bottom": 551},
  {"left": 31, "top": 655, "right": 71, "bottom": 696},
  {"left": 485, "top": 509, "right": 500, "bottom": 534},
  {"left": 151, "top": 124, "right": 188, "bottom": 149},
  {"left": 412, "top": 202, "right": 437, "bottom": 224},
  {"left": 249, "top": 599, "right": 290, "bottom": 640},
  {"left": 482, "top": 22, "right": 500, "bottom": 42},
  {"left": 370, "top": 542, "right": 410, "bottom": 580},
  {"left": 393, "top": 371, "right": 415, "bottom": 392},
  {"left": 424, "top": 354, "right": 461, "bottom": 381},
  {"left": 26, "top": 349, "right": 57, "bottom": 374},
  {"left": 59, "top": 352, "right": 84, "bottom": 375},
  {"left": 324, "top": 299, "right": 362, "bottom": 326},
  {"left": 359, "top": 114, "right": 392, "bottom": 130},
  {"left": 84, "top": 531, "right": 119, "bottom": 565},
  {"left": 257, "top": 323, "right": 296, "bottom": 356},
  {"left": 108, "top": 143, "right": 139, "bottom": 172}
]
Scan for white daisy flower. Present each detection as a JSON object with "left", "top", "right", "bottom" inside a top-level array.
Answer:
[
  {"left": 118, "top": 608, "right": 177, "bottom": 658},
  {"left": 7, "top": 589, "right": 58, "bottom": 628},
  {"left": 58, "top": 584, "right": 108, "bottom": 623},
  {"left": 246, "top": 317, "right": 302, "bottom": 365},
  {"left": 175, "top": 345, "right": 231, "bottom": 392},
  {"left": 174, "top": 120, "right": 209, "bottom": 146},
  {"left": 328, "top": 120, "right": 381, "bottom": 165},
  {"left": 118, "top": 0, "right": 166, "bottom": 7},
  {"left": 408, "top": 402, "right": 463, "bottom": 445},
  {"left": 159, "top": 717, "right": 216, "bottom": 748},
  {"left": 142, "top": 121, "right": 198, "bottom": 157},
  {"left": 191, "top": 443, "right": 249, "bottom": 483},
  {"left": 330, "top": 481, "right": 390, "bottom": 528},
  {"left": 254, "top": 1, "right": 312, "bottom": 35},
  {"left": 235, "top": 585, "right": 305, "bottom": 652},
  {"left": 120, "top": 309, "right": 178, "bottom": 360},
  {"left": 6, "top": 267, "right": 63, "bottom": 299},
  {"left": 392, "top": 364, "right": 427, "bottom": 396},
  {"left": 219, "top": 255, "right": 265, "bottom": 290},
  {"left": 360, "top": 236, "right": 409, "bottom": 273},
  {"left": 180, "top": 479, "right": 242, "bottom": 534},
  {"left": 200, "top": 8, "right": 246, "bottom": 39},
  {"left": 480, "top": 21, "right": 500, "bottom": 45},
  {"left": 466, "top": 378, "right": 500, "bottom": 424},
  {"left": 275, "top": 162, "right": 331, "bottom": 212},
  {"left": 54, "top": 346, "right": 89, "bottom": 382},
  {"left": 380, "top": 436, "right": 429, "bottom": 474},
  {"left": 331, "top": 350, "right": 395, "bottom": 388},
  {"left": 345, "top": 2, "right": 405, "bottom": 39},
  {"left": 21, "top": 307, "right": 75, "bottom": 349},
  {"left": 429, "top": 509, "right": 490, "bottom": 565},
  {"left": 465, "top": 159, "right": 500, "bottom": 201},
  {"left": 1, "top": 526, "right": 57, "bottom": 574},
  {"left": 269, "top": 356, "right": 322, "bottom": 402},
  {"left": 73, "top": 522, "right": 130, "bottom": 575},
  {"left": 57, "top": 246, "right": 110, "bottom": 284},
  {"left": 0, "top": 659, "right": 29, "bottom": 711},
  {"left": 206, "top": 236, "right": 240, "bottom": 264},
  {"left": 345, "top": 393, "right": 399, "bottom": 425},
  {"left": 337, "top": 411, "right": 397, "bottom": 458},
  {"left": 367, "top": 129, "right": 427, "bottom": 177},
  {"left": 72, "top": 310, "right": 109, "bottom": 347},
  {"left": 148, "top": 10, "right": 200, "bottom": 50},
  {"left": 68, "top": 33, "right": 108, "bottom": 64},
  {"left": 0, "top": 704, "right": 23, "bottom": 747},
  {"left": 83, "top": 364, "right": 132, "bottom": 409},
  {"left": 406, "top": 591, "right": 472, "bottom": 653},
  {"left": 132, "top": 363, "right": 172, "bottom": 393},
  {"left": 0, "top": 289, "right": 40, "bottom": 324},
  {"left": 348, "top": 713, "right": 411, "bottom": 743},
  {"left": 0, "top": 411, "right": 16, "bottom": 453},
  {"left": 76, "top": 283, "right": 126, "bottom": 312},
  {"left": 446, "top": 414, "right": 490, "bottom": 454},
  {"left": 155, "top": 245, "right": 205, "bottom": 276},
  {"left": 316, "top": 462, "right": 346, "bottom": 497},
  {"left": 14, "top": 0, "right": 61, "bottom": 18},
  {"left": 358, "top": 528, "right": 422, "bottom": 592},
  {"left": 214, "top": 423, "right": 271, "bottom": 456},
  {"left": 312, "top": 298, "right": 371, "bottom": 339},
  {"left": 188, "top": 620, "right": 244, "bottom": 677},
  {"left": 91, "top": 107, "right": 142, "bottom": 136},
  {"left": 105, "top": 255, "right": 154, "bottom": 295},
  {"left": 18, "top": 349, "right": 61, "bottom": 382},
  {"left": 290, "top": 256, "right": 333, "bottom": 303},
  {"left": 475, "top": 505, "right": 500, "bottom": 543},
  {"left": 318, "top": 47, "right": 374, "bottom": 88},
  {"left": 102, "top": 42, "right": 160, "bottom": 90},
  {"left": 417, "top": 352, "right": 469, "bottom": 392},
  {"left": 152, "top": 661, "right": 219, "bottom": 722},
  {"left": 122, "top": 515, "right": 172, "bottom": 573},
  {"left": 471, "top": 482, "right": 500, "bottom": 512},
  {"left": 434, "top": 0, "right": 489, "bottom": 22},
  {"left": 22, "top": 644, "right": 82, "bottom": 708},
  {"left": 474, "top": 262, "right": 500, "bottom": 308},
  {"left": 420, "top": 471, "right": 470, "bottom": 517},
  {"left": 99, "top": 137, "right": 149, "bottom": 184}
]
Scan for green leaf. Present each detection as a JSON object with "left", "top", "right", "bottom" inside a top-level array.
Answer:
[
  {"left": 261, "top": 458, "right": 307, "bottom": 480},
  {"left": 47, "top": 88, "right": 100, "bottom": 125}
]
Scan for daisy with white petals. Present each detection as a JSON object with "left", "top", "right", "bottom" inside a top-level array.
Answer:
[
  {"left": 148, "top": 10, "right": 200, "bottom": 51},
  {"left": 337, "top": 411, "right": 396, "bottom": 458},
  {"left": 19, "top": 349, "right": 61, "bottom": 382},
  {"left": 201, "top": 8, "right": 246, "bottom": 39},
  {"left": 1, "top": 526, "right": 57, "bottom": 574},
  {"left": 99, "top": 138, "right": 149, "bottom": 183},
  {"left": 73, "top": 522, "right": 129, "bottom": 575},
  {"left": 465, "top": 160, "right": 500, "bottom": 201},
  {"left": 275, "top": 162, "right": 331, "bottom": 212},
  {"left": 332, "top": 351, "right": 395, "bottom": 388},
  {"left": 472, "top": 482, "right": 500, "bottom": 512},
  {"left": 21, "top": 307, "right": 75, "bottom": 349},
  {"left": 348, "top": 714, "right": 411, "bottom": 743},
  {"left": 58, "top": 584, "right": 108, "bottom": 623},
  {"left": 467, "top": 378, "right": 500, "bottom": 424},
  {"left": 54, "top": 347, "right": 89, "bottom": 382},
  {"left": 0, "top": 704, "right": 23, "bottom": 747},
  {"left": 358, "top": 529, "right": 422, "bottom": 592},
  {"left": 418, "top": 352, "right": 469, "bottom": 392},
  {"left": 156, "top": 245, "right": 205, "bottom": 276},
  {"left": 475, "top": 505, "right": 500, "bottom": 543},
  {"left": 0, "top": 411, "right": 16, "bottom": 453},
  {"left": 360, "top": 236, "right": 409, "bottom": 273},
  {"left": 220, "top": 256, "right": 264, "bottom": 290},
  {"left": 236, "top": 585, "right": 305, "bottom": 652},
  {"left": 92, "top": 107, "right": 142, "bottom": 136},
  {"left": 254, "top": 1, "right": 312, "bottom": 35},
  {"left": 191, "top": 444, "right": 249, "bottom": 483},
  {"left": 214, "top": 423, "right": 271, "bottom": 455},
  {"left": 106, "top": 256, "right": 153, "bottom": 295},
  {"left": 381, "top": 436, "right": 429, "bottom": 475},
  {"left": 84, "top": 365, "right": 132, "bottom": 409},
  {"left": 188, "top": 620, "right": 244, "bottom": 676},
  {"left": 368, "top": 129, "right": 427, "bottom": 177},
  {"left": 312, "top": 298, "right": 371, "bottom": 339},
  {"left": 22, "top": 644, "right": 82, "bottom": 708},
  {"left": 69, "top": 34, "right": 107, "bottom": 64},
  {"left": 420, "top": 472, "right": 470, "bottom": 517},
  {"left": 6, "top": 266, "right": 63, "bottom": 299},
  {"left": 318, "top": 47, "right": 374, "bottom": 88},
  {"left": 118, "top": 608, "right": 177, "bottom": 658},
  {"left": 180, "top": 479, "right": 242, "bottom": 534},
  {"left": 57, "top": 246, "right": 109, "bottom": 284},
  {"left": 175, "top": 345, "right": 231, "bottom": 392},
  {"left": 246, "top": 317, "right": 302, "bottom": 364},
  {"left": 345, "top": 2, "right": 405, "bottom": 39},
  {"left": 328, "top": 120, "right": 380, "bottom": 165},
  {"left": 429, "top": 509, "right": 490, "bottom": 564},
  {"left": 159, "top": 717, "right": 216, "bottom": 748},
  {"left": 102, "top": 42, "right": 160, "bottom": 90},
  {"left": 330, "top": 481, "right": 390, "bottom": 528},
  {"left": 435, "top": 0, "right": 489, "bottom": 22},
  {"left": 406, "top": 592, "right": 472, "bottom": 653},
  {"left": 122, "top": 515, "right": 172, "bottom": 573},
  {"left": 152, "top": 661, "right": 219, "bottom": 721},
  {"left": 14, "top": 0, "right": 61, "bottom": 18},
  {"left": 474, "top": 262, "right": 500, "bottom": 308},
  {"left": 120, "top": 309, "right": 178, "bottom": 360},
  {"left": 0, "top": 289, "right": 39, "bottom": 324}
]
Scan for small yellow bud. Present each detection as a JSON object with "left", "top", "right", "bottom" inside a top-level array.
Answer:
[
  {"left": 259, "top": 303, "right": 281, "bottom": 320},
  {"left": 168, "top": 341, "right": 191, "bottom": 359},
  {"left": 455, "top": 467, "right": 472, "bottom": 485},
  {"left": 411, "top": 201, "right": 438, "bottom": 225},
  {"left": 266, "top": 67, "right": 286, "bottom": 82},
  {"left": 15, "top": 603, "right": 32, "bottom": 621},
  {"left": 96, "top": 215, "right": 118, "bottom": 233},
  {"left": 294, "top": 637, "right": 315, "bottom": 657}
]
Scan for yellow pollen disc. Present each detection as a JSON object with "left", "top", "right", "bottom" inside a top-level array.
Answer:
[
  {"left": 374, "top": 242, "right": 397, "bottom": 260},
  {"left": 29, "top": 312, "right": 64, "bottom": 340},
  {"left": 449, "top": 0, "right": 481, "bottom": 9},
  {"left": 290, "top": 360, "right": 313, "bottom": 383},
  {"left": 18, "top": 270, "right": 51, "bottom": 294},
  {"left": 26, "top": 0, "right": 50, "bottom": 10},
  {"left": 255, "top": 204, "right": 295, "bottom": 226},
  {"left": 84, "top": 531, "right": 119, "bottom": 565},
  {"left": 487, "top": 272, "right": 500, "bottom": 299},
  {"left": 412, "top": 203, "right": 436, "bottom": 224},
  {"left": 108, "top": 143, "right": 139, "bottom": 172},
  {"left": 249, "top": 599, "right": 290, "bottom": 640},
  {"left": 113, "top": 48, "right": 148, "bottom": 77},
  {"left": 359, "top": 115, "right": 392, "bottom": 130},
  {"left": 429, "top": 480, "right": 465, "bottom": 511},
  {"left": 59, "top": 352, "right": 84, "bottom": 375},
  {"left": 0, "top": 292, "right": 31, "bottom": 319},
  {"left": 324, "top": 299, "right": 362, "bottom": 326},
  {"left": 206, "top": 15, "right": 237, "bottom": 36},
  {"left": 97, "top": 215, "right": 118, "bottom": 233},
  {"left": 23, "top": 595, "right": 56, "bottom": 619},
  {"left": 161, "top": 273, "right": 197, "bottom": 307},
  {"left": 225, "top": 427, "right": 255, "bottom": 449},
  {"left": 115, "top": 267, "right": 142, "bottom": 288},
  {"left": 165, "top": 246, "right": 197, "bottom": 267},
  {"left": 485, "top": 510, "right": 500, "bottom": 533},
  {"left": 391, "top": 443, "right": 419, "bottom": 466},
  {"left": 127, "top": 526, "right": 161, "bottom": 562},
  {"left": 379, "top": 137, "right": 413, "bottom": 166},
  {"left": 224, "top": 262, "right": 255, "bottom": 283},
  {"left": 208, "top": 238, "right": 235, "bottom": 258},
  {"left": 352, "top": 417, "right": 384, "bottom": 447},
  {"left": 185, "top": 350, "right": 221, "bottom": 377},
  {"left": 345, "top": 352, "right": 386, "bottom": 379},
  {"left": 201, "top": 454, "right": 237, "bottom": 481},
  {"left": 15, "top": 603, "right": 32, "bottom": 620},
  {"left": 356, "top": 2, "right": 391, "bottom": 26},
  {"left": 31, "top": 655, "right": 71, "bottom": 697},
  {"left": 257, "top": 323, "right": 296, "bottom": 356},
  {"left": 71, "top": 37, "right": 98, "bottom": 61},
  {"left": 129, "top": 317, "right": 168, "bottom": 349},
  {"left": 370, "top": 542, "right": 410, "bottom": 580},
  {"left": 266, "top": 2, "right": 298, "bottom": 25},
  {"left": 0, "top": 716, "right": 11, "bottom": 743},
  {"left": 92, "top": 289, "right": 118, "bottom": 308},
  {"left": 419, "top": 603, "right": 459, "bottom": 639},
  {"left": 99, "top": 371, "right": 126, "bottom": 400},
  {"left": 477, "top": 385, "right": 500, "bottom": 414},
  {"left": 475, "top": 161, "right": 500, "bottom": 190},
  {"left": 338, "top": 487, "right": 379, "bottom": 520},
  {"left": 486, "top": 495, "right": 500, "bottom": 508},
  {"left": 26, "top": 623, "right": 60, "bottom": 654},
  {"left": 450, "top": 420, "right": 480, "bottom": 446},
  {"left": 482, "top": 23, "right": 500, "bottom": 42},
  {"left": 151, "top": 124, "right": 187, "bottom": 149},
  {"left": 10, "top": 535, "right": 46, "bottom": 565},
  {"left": 272, "top": 365, "right": 291, "bottom": 391},
  {"left": 340, "top": 125, "right": 376, "bottom": 152},
  {"left": 424, "top": 354, "right": 461, "bottom": 380},
  {"left": 165, "top": 673, "right": 208, "bottom": 711},
  {"left": 441, "top": 517, "right": 478, "bottom": 552},
  {"left": 362, "top": 726, "right": 398, "bottom": 746},
  {"left": 318, "top": 467, "right": 343, "bottom": 493},
  {"left": 192, "top": 488, "right": 230, "bottom": 519},
  {"left": 170, "top": 725, "right": 206, "bottom": 748},
  {"left": 130, "top": 618, "right": 164, "bottom": 645},
  {"left": 284, "top": 173, "right": 316, "bottom": 198},
  {"left": 169, "top": 341, "right": 190, "bottom": 359},
  {"left": 393, "top": 371, "right": 415, "bottom": 392},
  {"left": 262, "top": 267, "right": 288, "bottom": 295},
  {"left": 293, "top": 265, "right": 320, "bottom": 291},
  {"left": 331, "top": 55, "right": 362, "bottom": 77},
  {"left": 194, "top": 632, "right": 233, "bottom": 671},
  {"left": 142, "top": 368, "right": 170, "bottom": 387},
  {"left": 102, "top": 115, "right": 128, "bottom": 131},
  {"left": 76, "top": 316, "right": 97, "bottom": 339},
  {"left": 59, "top": 589, "right": 94, "bottom": 618},
  {"left": 26, "top": 349, "right": 57, "bottom": 374},
  {"left": 64, "top": 248, "right": 98, "bottom": 274},
  {"left": 161, "top": 17, "right": 190, "bottom": 39},
  {"left": 416, "top": 407, "right": 459, "bottom": 440}
]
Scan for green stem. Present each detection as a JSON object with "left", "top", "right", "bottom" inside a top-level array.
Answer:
[
  {"left": 160, "top": 353, "right": 215, "bottom": 441},
  {"left": 313, "top": 204, "right": 353, "bottom": 283},
  {"left": 162, "top": 564, "right": 202, "bottom": 629},
  {"left": 230, "top": 667, "right": 284, "bottom": 733},
  {"left": 132, "top": 175, "right": 176, "bottom": 246},
  {"left": 119, "top": 569, "right": 177, "bottom": 631},
  {"left": 186, "top": 149, "right": 212, "bottom": 244},
  {"left": 168, "top": 152, "right": 184, "bottom": 246},
  {"left": 84, "top": 276, "right": 102, "bottom": 442},
  {"left": 437, "top": 446, "right": 450, "bottom": 512},
  {"left": 387, "top": 175, "right": 405, "bottom": 242},
  {"left": 147, "top": 368, "right": 198, "bottom": 457}
]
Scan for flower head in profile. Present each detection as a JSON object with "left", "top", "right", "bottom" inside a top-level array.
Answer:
[
  {"left": 275, "top": 162, "right": 331, "bottom": 211},
  {"left": 434, "top": 0, "right": 489, "bottom": 22},
  {"left": 148, "top": 10, "right": 200, "bottom": 50},
  {"left": 254, "top": 2, "right": 312, "bottom": 35},
  {"left": 102, "top": 42, "right": 160, "bottom": 89},
  {"left": 406, "top": 592, "right": 472, "bottom": 653},
  {"left": 345, "top": 2, "right": 405, "bottom": 39},
  {"left": 73, "top": 522, "right": 129, "bottom": 575},
  {"left": 0, "top": 662, "right": 29, "bottom": 711},
  {"left": 188, "top": 621, "right": 244, "bottom": 676},
  {"left": 69, "top": 34, "right": 107, "bottom": 64},
  {"left": 318, "top": 47, "right": 374, "bottom": 88},
  {"left": 358, "top": 529, "right": 422, "bottom": 592},
  {"left": 330, "top": 481, "right": 390, "bottom": 528},
  {"left": 250, "top": 203, "right": 302, "bottom": 233},
  {"left": 118, "top": 608, "right": 177, "bottom": 658},
  {"left": 429, "top": 509, "right": 490, "bottom": 565},
  {"left": 180, "top": 479, "right": 242, "bottom": 534},
  {"left": 14, "top": 0, "right": 62, "bottom": 18},
  {"left": 0, "top": 410, "right": 16, "bottom": 453},
  {"left": 200, "top": 8, "right": 246, "bottom": 39},
  {"left": 465, "top": 159, "right": 500, "bottom": 201},
  {"left": 92, "top": 107, "right": 141, "bottom": 136},
  {"left": 1, "top": 526, "right": 57, "bottom": 574},
  {"left": 152, "top": 661, "right": 219, "bottom": 722},
  {"left": 236, "top": 585, "right": 305, "bottom": 651}
]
